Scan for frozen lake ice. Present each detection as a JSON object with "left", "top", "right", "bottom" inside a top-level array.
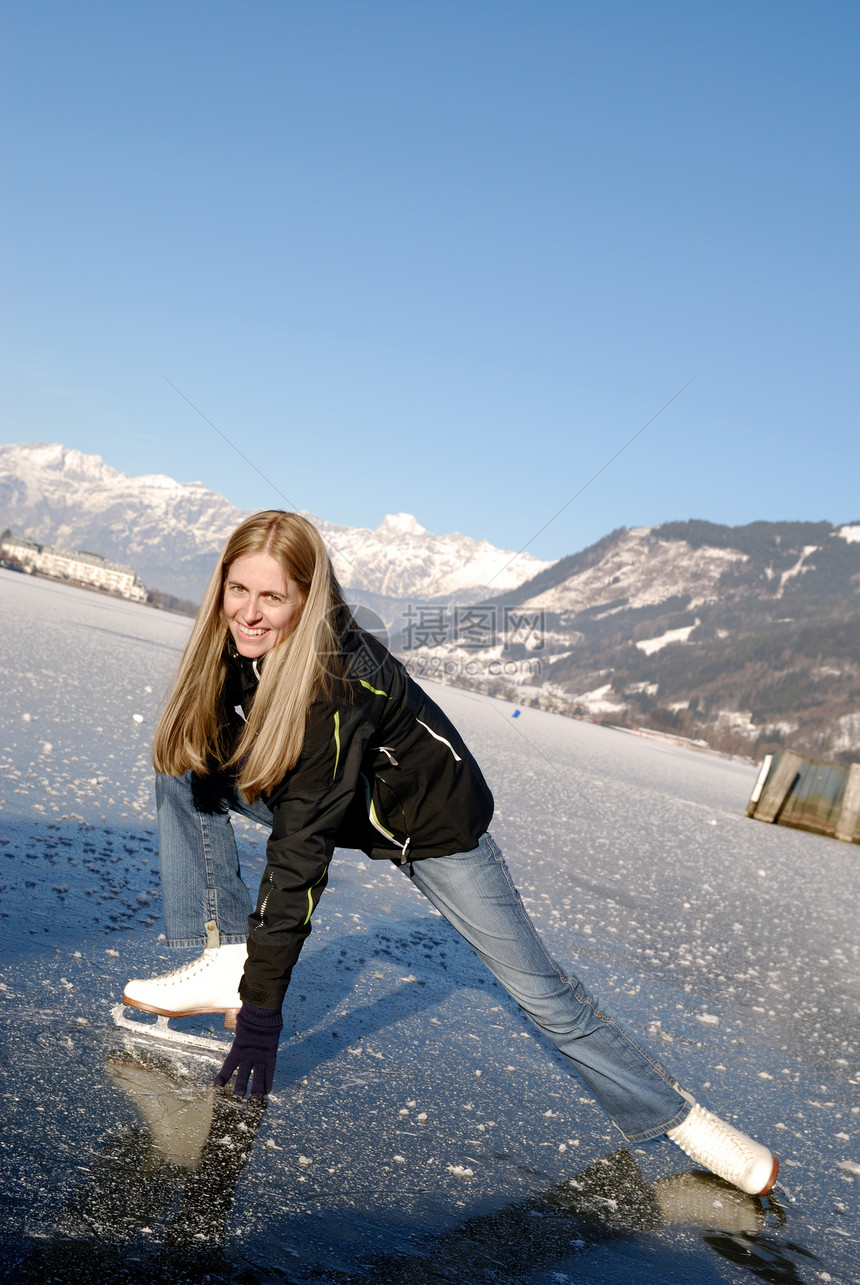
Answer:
[{"left": 0, "top": 568, "right": 857, "bottom": 1283}]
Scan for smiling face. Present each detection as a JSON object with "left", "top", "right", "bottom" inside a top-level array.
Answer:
[{"left": 222, "top": 552, "right": 305, "bottom": 658}]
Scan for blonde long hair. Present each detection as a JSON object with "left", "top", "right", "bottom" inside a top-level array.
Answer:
[{"left": 152, "top": 511, "right": 348, "bottom": 800}]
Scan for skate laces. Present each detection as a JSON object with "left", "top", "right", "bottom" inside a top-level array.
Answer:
[{"left": 153, "top": 950, "right": 216, "bottom": 985}]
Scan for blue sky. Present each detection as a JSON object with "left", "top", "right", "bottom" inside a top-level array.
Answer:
[{"left": 2, "top": 1, "right": 858, "bottom": 563}]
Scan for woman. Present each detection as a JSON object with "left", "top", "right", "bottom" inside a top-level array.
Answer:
[{"left": 124, "top": 511, "right": 778, "bottom": 1197}]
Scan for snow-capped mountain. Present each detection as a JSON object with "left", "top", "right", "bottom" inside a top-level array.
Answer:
[
  {"left": 0, "top": 443, "right": 551, "bottom": 607},
  {"left": 4, "top": 443, "right": 858, "bottom": 760}
]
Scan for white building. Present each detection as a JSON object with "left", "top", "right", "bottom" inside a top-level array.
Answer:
[{"left": 0, "top": 531, "right": 148, "bottom": 602}]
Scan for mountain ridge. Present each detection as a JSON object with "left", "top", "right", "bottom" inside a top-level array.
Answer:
[
  {"left": 401, "top": 518, "right": 860, "bottom": 762},
  {"left": 3, "top": 441, "right": 858, "bottom": 761},
  {"left": 0, "top": 442, "right": 552, "bottom": 608}
]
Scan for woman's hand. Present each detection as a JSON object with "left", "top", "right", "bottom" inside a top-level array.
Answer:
[{"left": 214, "top": 1002, "right": 283, "bottom": 1098}]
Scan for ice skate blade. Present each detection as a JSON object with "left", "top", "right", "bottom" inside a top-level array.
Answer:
[{"left": 110, "top": 1003, "right": 228, "bottom": 1061}]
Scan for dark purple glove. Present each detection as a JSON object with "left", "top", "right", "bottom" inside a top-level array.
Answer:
[{"left": 214, "top": 1002, "right": 283, "bottom": 1098}]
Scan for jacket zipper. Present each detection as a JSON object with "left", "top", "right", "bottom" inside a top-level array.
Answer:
[
  {"left": 363, "top": 774, "right": 411, "bottom": 861},
  {"left": 258, "top": 871, "right": 275, "bottom": 927}
]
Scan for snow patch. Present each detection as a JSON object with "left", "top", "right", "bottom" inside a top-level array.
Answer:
[
  {"left": 830, "top": 712, "right": 860, "bottom": 753},
  {"left": 519, "top": 529, "right": 746, "bottom": 615},
  {"left": 636, "top": 620, "right": 699, "bottom": 655},
  {"left": 776, "top": 544, "right": 819, "bottom": 595},
  {"left": 716, "top": 709, "right": 756, "bottom": 735},
  {"left": 571, "top": 683, "right": 626, "bottom": 716}
]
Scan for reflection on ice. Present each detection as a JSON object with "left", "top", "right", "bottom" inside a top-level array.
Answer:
[
  {"left": 702, "top": 1230, "right": 819, "bottom": 1285},
  {"left": 105, "top": 1048, "right": 219, "bottom": 1170},
  {"left": 355, "top": 1151, "right": 801, "bottom": 1284},
  {"left": 14, "top": 1048, "right": 806, "bottom": 1285},
  {"left": 13, "top": 1048, "right": 265, "bottom": 1283}
]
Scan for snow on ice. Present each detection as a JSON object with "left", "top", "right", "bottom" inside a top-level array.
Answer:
[{"left": 0, "top": 568, "right": 858, "bottom": 1284}]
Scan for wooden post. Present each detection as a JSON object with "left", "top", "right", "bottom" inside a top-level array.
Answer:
[
  {"left": 745, "top": 755, "right": 773, "bottom": 818},
  {"left": 835, "top": 763, "right": 860, "bottom": 844},
  {"left": 751, "top": 750, "right": 805, "bottom": 824}
]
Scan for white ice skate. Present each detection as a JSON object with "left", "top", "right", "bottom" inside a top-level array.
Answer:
[
  {"left": 114, "top": 941, "right": 247, "bottom": 1059},
  {"left": 667, "top": 1094, "right": 779, "bottom": 1197}
]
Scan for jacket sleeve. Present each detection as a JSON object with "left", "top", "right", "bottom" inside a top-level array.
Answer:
[{"left": 239, "top": 694, "right": 375, "bottom": 1011}]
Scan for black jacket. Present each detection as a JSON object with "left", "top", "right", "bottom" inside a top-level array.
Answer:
[{"left": 226, "top": 630, "right": 494, "bottom": 1010}]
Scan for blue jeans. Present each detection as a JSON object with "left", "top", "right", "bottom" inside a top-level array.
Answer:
[
  {"left": 156, "top": 773, "right": 690, "bottom": 1141},
  {"left": 156, "top": 772, "right": 266, "bottom": 948}
]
